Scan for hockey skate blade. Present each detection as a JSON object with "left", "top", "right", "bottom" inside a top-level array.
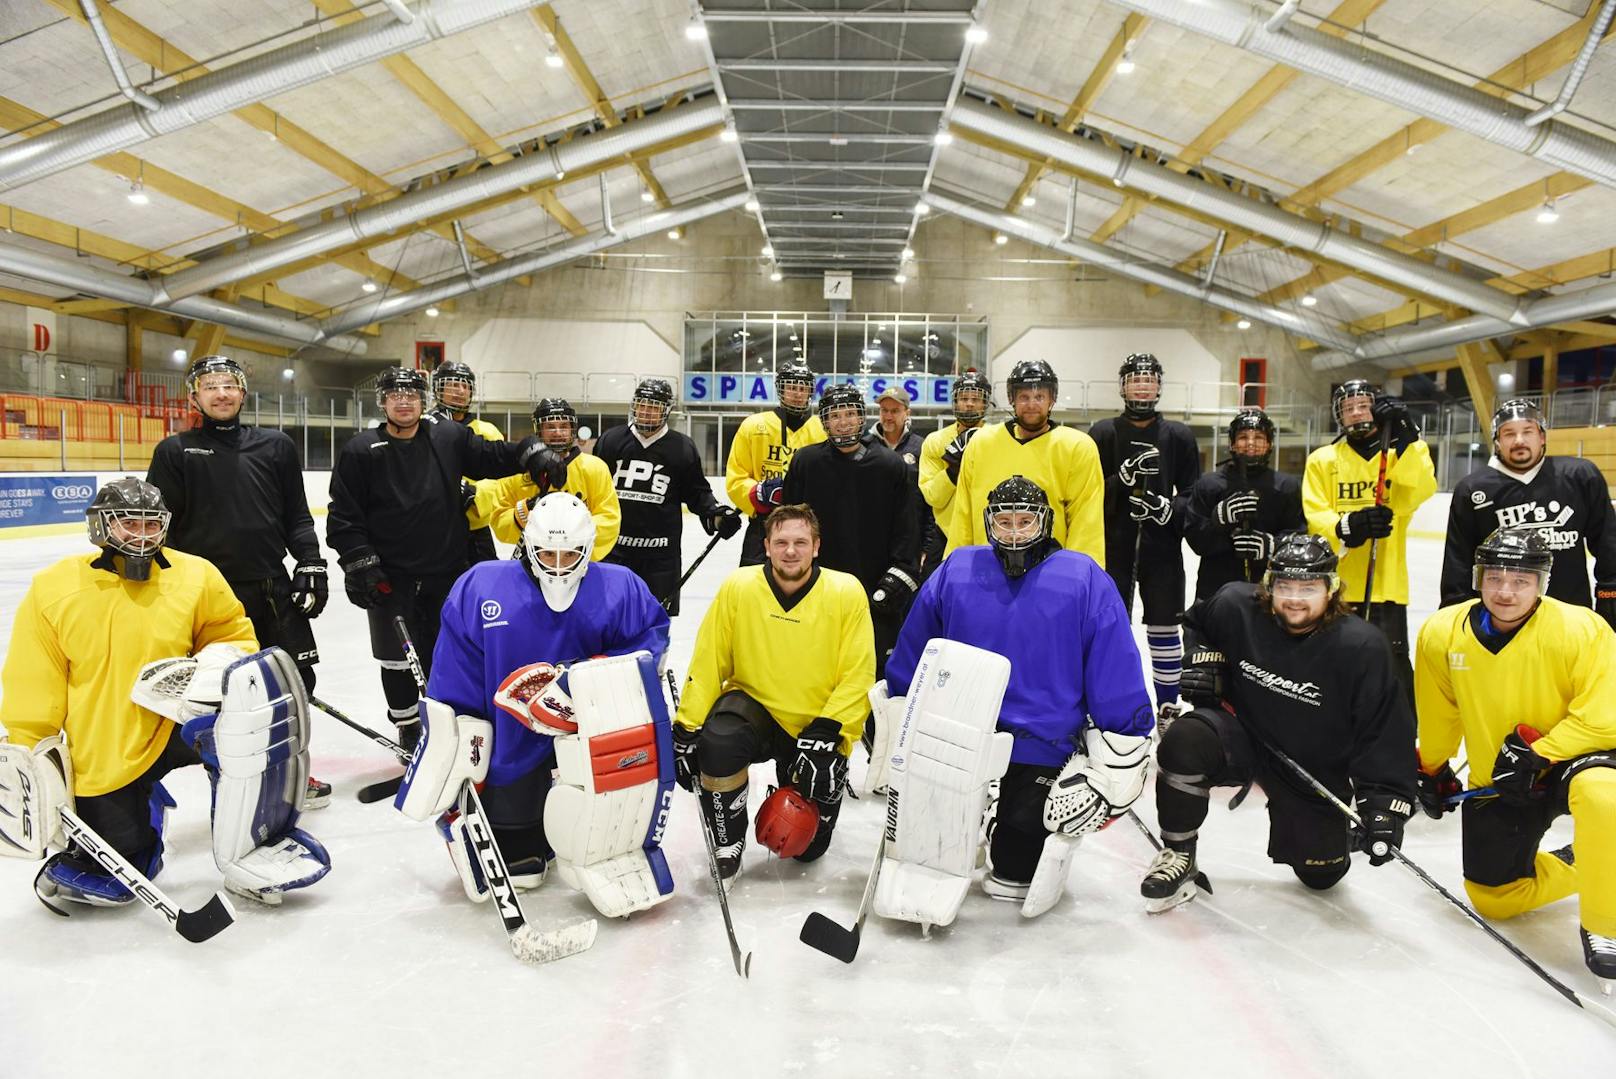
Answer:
[
  {"left": 176, "top": 892, "right": 238, "bottom": 943},
  {"left": 799, "top": 911, "right": 860, "bottom": 964},
  {"left": 1144, "top": 873, "right": 1214, "bottom": 915},
  {"left": 510, "top": 917, "right": 597, "bottom": 964}
]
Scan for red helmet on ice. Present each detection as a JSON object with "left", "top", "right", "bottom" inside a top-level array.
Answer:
[{"left": 755, "top": 786, "right": 819, "bottom": 858}]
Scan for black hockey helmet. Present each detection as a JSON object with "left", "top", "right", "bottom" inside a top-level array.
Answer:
[
  {"left": 1119, "top": 352, "right": 1163, "bottom": 418},
  {"left": 984, "top": 474, "right": 1056, "bottom": 579},
  {"left": 87, "top": 476, "right": 170, "bottom": 581},
  {"left": 817, "top": 383, "right": 867, "bottom": 449},
  {"left": 185, "top": 354, "right": 247, "bottom": 395},
  {"left": 631, "top": 378, "right": 674, "bottom": 434},
  {"left": 1006, "top": 359, "right": 1058, "bottom": 400},
  {"left": 1228, "top": 408, "right": 1276, "bottom": 468},
  {"left": 533, "top": 397, "right": 578, "bottom": 448},
  {"left": 775, "top": 360, "right": 817, "bottom": 420},
  {"left": 1262, "top": 532, "right": 1339, "bottom": 594},
  {"left": 376, "top": 366, "right": 431, "bottom": 409},
  {"left": 431, "top": 360, "right": 476, "bottom": 395},
  {"left": 951, "top": 370, "right": 993, "bottom": 424},
  {"left": 1491, "top": 397, "right": 1547, "bottom": 442},
  {"left": 1331, "top": 379, "right": 1378, "bottom": 437},
  {"left": 1473, "top": 527, "right": 1553, "bottom": 592}
]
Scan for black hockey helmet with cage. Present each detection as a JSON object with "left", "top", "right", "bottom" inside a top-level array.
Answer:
[
  {"left": 631, "top": 378, "right": 674, "bottom": 434},
  {"left": 185, "top": 354, "right": 247, "bottom": 395},
  {"left": 1262, "top": 531, "right": 1340, "bottom": 594},
  {"left": 817, "top": 383, "right": 867, "bottom": 449},
  {"left": 376, "top": 366, "right": 430, "bottom": 409},
  {"left": 1119, "top": 352, "right": 1164, "bottom": 418},
  {"left": 984, "top": 474, "right": 1056, "bottom": 579},
  {"left": 1331, "top": 379, "right": 1378, "bottom": 437},
  {"left": 1228, "top": 408, "right": 1276, "bottom": 467},
  {"left": 86, "top": 476, "right": 171, "bottom": 581},
  {"left": 775, "top": 360, "right": 817, "bottom": 420},
  {"left": 951, "top": 370, "right": 993, "bottom": 424},
  {"left": 1006, "top": 359, "right": 1058, "bottom": 399},
  {"left": 533, "top": 397, "right": 578, "bottom": 448},
  {"left": 431, "top": 360, "right": 476, "bottom": 395},
  {"left": 1490, "top": 397, "right": 1547, "bottom": 443},
  {"left": 1473, "top": 526, "right": 1553, "bottom": 592}
]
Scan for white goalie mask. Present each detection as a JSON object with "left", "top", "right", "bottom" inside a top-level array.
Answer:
[{"left": 522, "top": 492, "right": 595, "bottom": 612}]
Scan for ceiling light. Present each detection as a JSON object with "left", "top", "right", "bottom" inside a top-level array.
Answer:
[
  {"left": 828, "top": 135, "right": 848, "bottom": 146},
  {"left": 902, "top": 247, "right": 915, "bottom": 259},
  {"left": 894, "top": 273, "right": 907, "bottom": 284},
  {"left": 640, "top": 188, "right": 655, "bottom": 203},
  {"left": 789, "top": 333, "right": 798, "bottom": 341},
  {"left": 554, "top": 168, "right": 566, "bottom": 181},
  {"left": 361, "top": 278, "right": 379, "bottom": 294},
  {"left": 281, "top": 368, "right": 295, "bottom": 381},
  {"left": 1537, "top": 200, "right": 1560, "bottom": 224},
  {"left": 770, "top": 270, "right": 783, "bottom": 282},
  {"left": 1021, "top": 194, "right": 1036, "bottom": 207},
  {"left": 965, "top": 24, "right": 988, "bottom": 44},
  {"left": 1300, "top": 293, "right": 1317, "bottom": 307},
  {"left": 720, "top": 126, "right": 738, "bottom": 143},
  {"left": 544, "top": 36, "right": 564, "bottom": 68},
  {"left": 993, "top": 232, "right": 1008, "bottom": 245},
  {"left": 1111, "top": 177, "right": 1124, "bottom": 188},
  {"left": 761, "top": 244, "right": 774, "bottom": 257},
  {"left": 667, "top": 227, "right": 682, "bottom": 240},
  {"left": 1236, "top": 318, "right": 1252, "bottom": 329},
  {"left": 744, "top": 198, "right": 760, "bottom": 212},
  {"left": 425, "top": 306, "right": 440, "bottom": 318},
  {"left": 685, "top": 19, "right": 707, "bottom": 41},
  {"left": 171, "top": 349, "right": 188, "bottom": 363},
  {"left": 914, "top": 201, "right": 930, "bottom": 214},
  {"left": 127, "top": 180, "right": 149, "bottom": 205},
  {"left": 934, "top": 129, "right": 954, "bottom": 147},
  {"left": 1116, "top": 41, "right": 1136, "bottom": 76}
]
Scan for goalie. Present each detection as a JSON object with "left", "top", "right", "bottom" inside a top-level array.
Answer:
[
  {"left": 393, "top": 493, "right": 675, "bottom": 919},
  {"left": 876, "top": 475, "right": 1156, "bottom": 922},
  {"left": 0, "top": 478, "right": 330, "bottom": 910}
]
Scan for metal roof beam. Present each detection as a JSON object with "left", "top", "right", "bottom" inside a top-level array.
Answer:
[
  {"left": 720, "top": 60, "right": 959, "bottom": 73},
  {"left": 742, "top": 133, "right": 934, "bottom": 145},
  {"left": 727, "top": 100, "right": 947, "bottom": 111},
  {"left": 701, "top": 11, "right": 974, "bottom": 24}
]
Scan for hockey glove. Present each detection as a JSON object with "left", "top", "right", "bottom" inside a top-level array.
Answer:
[
  {"left": 749, "top": 477, "right": 784, "bottom": 516},
  {"left": 672, "top": 723, "right": 701, "bottom": 793},
  {"left": 1336, "top": 504, "right": 1393, "bottom": 547},
  {"left": 1596, "top": 582, "right": 1616, "bottom": 633},
  {"left": 1353, "top": 791, "right": 1413, "bottom": 866},
  {"left": 459, "top": 480, "right": 478, "bottom": 513},
  {"left": 339, "top": 552, "right": 391, "bottom": 609},
  {"left": 1214, "top": 489, "right": 1259, "bottom": 526},
  {"left": 1231, "top": 529, "right": 1275, "bottom": 562},
  {"left": 1372, "top": 394, "right": 1420, "bottom": 451},
  {"left": 1128, "top": 490, "right": 1173, "bottom": 525},
  {"left": 1417, "top": 762, "right": 1462, "bottom": 819},
  {"left": 290, "top": 560, "right": 329, "bottom": 618},
  {"left": 788, "top": 718, "right": 848, "bottom": 802},
  {"left": 870, "top": 567, "right": 919, "bottom": 618},
  {"left": 521, "top": 443, "right": 569, "bottom": 493},
  {"left": 1117, "top": 445, "right": 1161, "bottom": 487},
  {"left": 702, "top": 506, "right": 742, "bottom": 539},
  {"left": 943, "top": 426, "right": 979, "bottom": 483},
  {"left": 1492, "top": 726, "right": 1551, "bottom": 805},
  {"left": 1179, "top": 647, "right": 1226, "bottom": 708}
]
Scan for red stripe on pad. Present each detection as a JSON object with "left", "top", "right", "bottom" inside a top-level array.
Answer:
[{"left": 589, "top": 723, "right": 660, "bottom": 793}]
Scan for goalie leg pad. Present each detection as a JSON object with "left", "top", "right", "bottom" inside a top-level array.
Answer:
[
  {"left": 860, "top": 681, "right": 907, "bottom": 796},
  {"left": 544, "top": 652, "right": 676, "bottom": 918},
  {"left": 872, "top": 639, "right": 1013, "bottom": 929},
  {"left": 34, "top": 783, "right": 172, "bottom": 908},
  {"left": 394, "top": 698, "right": 493, "bottom": 821},
  {"left": 1021, "top": 833, "right": 1082, "bottom": 918},
  {"left": 0, "top": 735, "right": 73, "bottom": 859}
]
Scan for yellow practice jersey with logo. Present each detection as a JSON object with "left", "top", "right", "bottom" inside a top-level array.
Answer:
[
  {"left": 1302, "top": 439, "right": 1436, "bottom": 604},
  {"left": 947, "top": 422, "right": 1106, "bottom": 564},
  {"left": 482, "top": 451, "right": 620, "bottom": 560},
  {"left": 919, "top": 421, "right": 965, "bottom": 540},
  {"left": 0, "top": 550, "right": 258, "bottom": 796},
  {"left": 674, "top": 564, "right": 874, "bottom": 754},
  {"left": 724, "top": 410, "right": 826, "bottom": 517},
  {"left": 463, "top": 416, "right": 503, "bottom": 529},
  {"left": 1416, "top": 598, "right": 1616, "bottom": 784}
]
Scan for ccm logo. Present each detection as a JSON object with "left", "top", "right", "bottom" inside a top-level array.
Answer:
[{"left": 52, "top": 485, "right": 93, "bottom": 500}]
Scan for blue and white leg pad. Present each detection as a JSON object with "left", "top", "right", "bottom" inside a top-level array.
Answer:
[
  {"left": 182, "top": 646, "right": 330, "bottom": 904},
  {"left": 873, "top": 638, "right": 1013, "bottom": 929},
  {"left": 35, "top": 784, "right": 174, "bottom": 908},
  {"left": 544, "top": 651, "right": 675, "bottom": 918}
]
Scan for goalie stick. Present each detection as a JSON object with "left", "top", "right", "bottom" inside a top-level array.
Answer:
[
  {"left": 311, "top": 696, "right": 411, "bottom": 765},
  {"left": 40, "top": 808, "right": 235, "bottom": 944},
  {"left": 391, "top": 616, "right": 596, "bottom": 965},
  {"left": 799, "top": 829, "right": 886, "bottom": 964}
]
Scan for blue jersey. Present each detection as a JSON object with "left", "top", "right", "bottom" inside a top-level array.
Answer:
[
  {"left": 886, "top": 546, "right": 1153, "bottom": 766},
  {"left": 429, "top": 560, "right": 671, "bottom": 785}
]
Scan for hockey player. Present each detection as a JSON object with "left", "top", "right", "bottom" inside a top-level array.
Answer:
[
  {"left": 430, "top": 360, "right": 504, "bottom": 566},
  {"left": 948, "top": 359, "right": 1105, "bottom": 563},
  {"left": 723, "top": 360, "right": 826, "bottom": 567},
  {"left": 327, "top": 366, "right": 549, "bottom": 751},
  {"left": 393, "top": 493, "right": 675, "bottom": 916},
  {"left": 0, "top": 479, "right": 330, "bottom": 908},
  {"left": 672, "top": 504, "right": 875, "bottom": 881},
  {"left": 1089, "top": 353, "right": 1202, "bottom": 722},
  {"left": 1440, "top": 398, "right": 1616, "bottom": 623},
  {"left": 1302, "top": 379, "right": 1436, "bottom": 697},
  {"left": 1140, "top": 532, "right": 1416, "bottom": 912},
  {"left": 784, "top": 384, "right": 921, "bottom": 679},
  {"left": 919, "top": 370, "right": 992, "bottom": 556},
  {"left": 871, "top": 386, "right": 940, "bottom": 572},
  {"left": 1183, "top": 408, "right": 1305, "bottom": 601},
  {"left": 1415, "top": 527, "right": 1616, "bottom": 989},
  {"left": 147, "top": 354, "right": 332, "bottom": 808},
  {"left": 593, "top": 378, "right": 740, "bottom": 614},
  {"left": 482, "top": 397, "right": 620, "bottom": 561}
]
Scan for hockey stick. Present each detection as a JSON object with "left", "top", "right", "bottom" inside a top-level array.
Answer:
[
  {"left": 392, "top": 617, "right": 597, "bottom": 964},
  {"left": 1124, "top": 808, "right": 1212, "bottom": 895},
  {"left": 1236, "top": 717, "right": 1616, "bottom": 1027},
  {"left": 45, "top": 808, "right": 236, "bottom": 943},
  {"left": 310, "top": 695, "right": 411, "bottom": 765},
  {"left": 663, "top": 529, "right": 724, "bottom": 612},
  {"left": 665, "top": 669, "right": 752, "bottom": 977},
  {"left": 1360, "top": 423, "right": 1392, "bottom": 614},
  {"left": 1444, "top": 785, "right": 1498, "bottom": 807},
  {"left": 799, "top": 830, "right": 886, "bottom": 964},
  {"left": 1234, "top": 455, "right": 1252, "bottom": 583}
]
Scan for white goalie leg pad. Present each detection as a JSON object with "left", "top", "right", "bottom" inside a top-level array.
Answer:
[
  {"left": 544, "top": 651, "right": 676, "bottom": 919},
  {"left": 873, "top": 639, "right": 1013, "bottom": 929},
  {"left": 1043, "top": 725, "right": 1154, "bottom": 838},
  {"left": 0, "top": 735, "right": 73, "bottom": 859},
  {"left": 1021, "top": 834, "right": 1081, "bottom": 918},
  {"left": 436, "top": 806, "right": 490, "bottom": 904},
  {"left": 394, "top": 698, "right": 492, "bottom": 821},
  {"left": 859, "top": 680, "right": 908, "bottom": 796},
  {"left": 181, "top": 647, "right": 330, "bottom": 902}
]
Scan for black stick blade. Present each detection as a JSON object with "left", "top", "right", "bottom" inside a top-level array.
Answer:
[
  {"left": 357, "top": 775, "right": 404, "bottom": 803},
  {"left": 176, "top": 893, "right": 236, "bottom": 943},
  {"left": 800, "top": 911, "right": 861, "bottom": 964}
]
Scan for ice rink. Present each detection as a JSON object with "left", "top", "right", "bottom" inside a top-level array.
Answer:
[{"left": 1, "top": 514, "right": 1610, "bottom": 1078}]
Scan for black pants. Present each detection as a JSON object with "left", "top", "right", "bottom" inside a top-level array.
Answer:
[
  {"left": 228, "top": 574, "right": 318, "bottom": 693},
  {"left": 739, "top": 516, "right": 768, "bottom": 567},
  {"left": 1104, "top": 535, "right": 1186, "bottom": 624},
  {"left": 1461, "top": 751, "right": 1616, "bottom": 887},
  {"left": 1352, "top": 601, "right": 1412, "bottom": 707},
  {"left": 74, "top": 726, "right": 200, "bottom": 866},
  {"left": 481, "top": 761, "right": 555, "bottom": 867},
  {"left": 606, "top": 548, "right": 681, "bottom": 615},
  {"left": 990, "top": 763, "right": 1059, "bottom": 883},
  {"left": 367, "top": 572, "right": 457, "bottom": 715}
]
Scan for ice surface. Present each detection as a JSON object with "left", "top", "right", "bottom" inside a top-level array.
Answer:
[{"left": 2, "top": 519, "right": 1610, "bottom": 1077}]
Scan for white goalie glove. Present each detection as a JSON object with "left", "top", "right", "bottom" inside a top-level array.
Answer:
[
  {"left": 0, "top": 735, "right": 73, "bottom": 859},
  {"left": 130, "top": 642, "right": 249, "bottom": 722},
  {"left": 1044, "top": 725, "right": 1153, "bottom": 838}
]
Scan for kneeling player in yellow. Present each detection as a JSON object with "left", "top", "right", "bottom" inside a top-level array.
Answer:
[
  {"left": 671, "top": 504, "right": 874, "bottom": 883},
  {"left": 1416, "top": 527, "right": 1616, "bottom": 990},
  {"left": 481, "top": 397, "right": 620, "bottom": 560}
]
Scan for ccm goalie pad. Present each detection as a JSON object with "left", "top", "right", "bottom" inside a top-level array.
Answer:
[
  {"left": 0, "top": 735, "right": 73, "bottom": 860},
  {"left": 544, "top": 652, "right": 676, "bottom": 919},
  {"left": 181, "top": 647, "right": 330, "bottom": 905},
  {"left": 873, "top": 639, "right": 1012, "bottom": 930},
  {"left": 395, "top": 698, "right": 494, "bottom": 902}
]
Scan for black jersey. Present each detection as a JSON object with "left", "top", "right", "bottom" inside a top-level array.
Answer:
[
  {"left": 1088, "top": 413, "right": 1201, "bottom": 557},
  {"left": 1182, "top": 461, "right": 1306, "bottom": 600},
  {"left": 593, "top": 424, "right": 721, "bottom": 565},
  {"left": 1186, "top": 582, "right": 1415, "bottom": 801},
  {"left": 327, "top": 416, "right": 526, "bottom": 576},
  {"left": 783, "top": 436, "right": 920, "bottom": 592},
  {"left": 147, "top": 420, "right": 320, "bottom": 581},
  {"left": 1441, "top": 456, "right": 1616, "bottom": 608},
  {"left": 874, "top": 425, "right": 941, "bottom": 567}
]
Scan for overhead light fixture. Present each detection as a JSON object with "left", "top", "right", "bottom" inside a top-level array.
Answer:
[
  {"left": 720, "top": 126, "right": 738, "bottom": 143},
  {"left": 1300, "top": 293, "right": 1318, "bottom": 307},
  {"left": 934, "top": 129, "right": 954, "bottom": 147},
  {"left": 1537, "top": 199, "right": 1560, "bottom": 224},
  {"left": 744, "top": 198, "right": 760, "bottom": 213},
  {"left": 1111, "top": 177, "right": 1124, "bottom": 188},
  {"left": 425, "top": 306, "right": 440, "bottom": 318},
  {"left": 901, "top": 247, "right": 915, "bottom": 260},
  {"left": 640, "top": 187, "right": 655, "bottom": 204},
  {"left": 894, "top": 273, "right": 907, "bottom": 284},
  {"left": 685, "top": 18, "right": 707, "bottom": 41},
  {"left": 770, "top": 270, "right": 783, "bottom": 282},
  {"left": 667, "top": 227, "right": 682, "bottom": 240},
  {"left": 554, "top": 168, "right": 566, "bottom": 181},
  {"left": 127, "top": 180, "right": 149, "bottom": 205},
  {"left": 830, "top": 210, "right": 844, "bottom": 221},
  {"left": 361, "top": 278, "right": 379, "bottom": 294},
  {"left": 1236, "top": 318, "right": 1252, "bottom": 329},
  {"left": 544, "top": 34, "right": 563, "bottom": 68},
  {"left": 1116, "top": 41, "right": 1136, "bottom": 75},
  {"left": 965, "top": 24, "right": 988, "bottom": 44},
  {"left": 281, "top": 368, "right": 295, "bottom": 381},
  {"left": 1021, "top": 194, "right": 1036, "bottom": 207},
  {"left": 171, "top": 348, "right": 188, "bottom": 363},
  {"left": 761, "top": 244, "right": 774, "bottom": 257},
  {"left": 914, "top": 201, "right": 930, "bottom": 215},
  {"left": 828, "top": 135, "right": 848, "bottom": 146},
  {"left": 789, "top": 333, "right": 798, "bottom": 341},
  {"left": 993, "top": 232, "right": 1009, "bottom": 245}
]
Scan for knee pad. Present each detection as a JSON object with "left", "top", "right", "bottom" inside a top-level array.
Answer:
[
  {"left": 1157, "top": 711, "right": 1226, "bottom": 777},
  {"left": 1294, "top": 861, "right": 1349, "bottom": 891},
  {"left": 697, "top": 693, "right": 773, "bottom": 779}
]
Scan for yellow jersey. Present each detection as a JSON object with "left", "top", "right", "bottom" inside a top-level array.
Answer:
[
  {"left": 462, "top": 416, "right": 503, "bottom": 530},
  {"left": 919, "top": 421, "right": 967, "bottom": 543},
  {"left": 948, "top": 421, "right": 1106, "bottom": 564},
  {"left": 480, "top": 451, "right": 620, "bottom": 561},
  {"left": 1303, "top": 439, "right": 1436, "bottom": 605},
  {"left": 724, "top": 409, "right": 826, "bottom": 517}
]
